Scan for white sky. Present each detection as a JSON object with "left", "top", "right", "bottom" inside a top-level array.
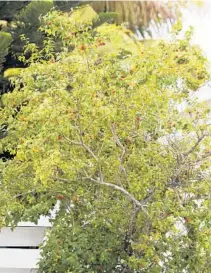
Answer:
[
  {"left": 181, "top": 1, "right": 211, "bottom": 101},
  {"left": 183, "top": 1, "right": 211, "bottom": 61}
]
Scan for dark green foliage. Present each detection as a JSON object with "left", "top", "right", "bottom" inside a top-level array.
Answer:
[
  {"left": 0, "top": 1, "right": 54, "bottom": 96},
  {"left": 11, "top": 1, "right": 54, "bottom": 55},
  {"left": 93, "top": 12, "right": 118, "bottom": 28},
  {"left": 16, "top": 0, "right": 53, "bottom": 26},
  {"left": 0, "top": 31, "right": 12, "bottom": 72},
  {"left": 38, "top": 209, "right": 126, "bottom": 273},
  {"left": 0, "top": 1, "right": 28, "bottom": 21},
  {"left": 53, "top": 0, "right": 81, "bottom": 11}
]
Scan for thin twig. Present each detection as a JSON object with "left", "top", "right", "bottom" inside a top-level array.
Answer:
[{"left": 64, "top": 135, "right": 98, "bottom": 162}]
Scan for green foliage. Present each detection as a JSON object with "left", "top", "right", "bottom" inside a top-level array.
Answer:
[
  {"left": 39, "top": 205, "right": 126, "bottom": 273},
  {"left": 0, "top": 0, "right": 191, "bottom": 95},
  {"left": 12, "top": 0, "right": 54, "bottom": 53},
  {"left": 0, "top": 31, "right": 12, "bottom": 72},
  {"left": 68, "top": 5, "right": 98, "bottom": 26},
  {"left": 0, "top": 1, "right": 55, "bottom": 95},
  {"left": 0, "top": 1, "right": 28, "bottom": 21},
  {"left": 53, "top": 1, "right": 81, "bottom": 11},
  {"left": 93, "top": 12, "right": 118, "bottom": 26},
  {"left": 3, "top": 67, "right": 23, "bottom": 78},
  {"left": 15, "top": 0, "right": 53, "bottom": 27},
  {"left": 0, "top": 9, "right": 211, "bottom": 273}
]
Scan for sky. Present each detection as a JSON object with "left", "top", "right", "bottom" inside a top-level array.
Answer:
[
  {"left": 183, "top": 1, "right": 211, "bottom": 61},
  {"left": 182, "top": 1, "right": 211, "bottom": 102}
]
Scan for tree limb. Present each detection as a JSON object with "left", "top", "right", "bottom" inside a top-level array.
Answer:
[
  {"left": 111, "top": 123, "right": 128, "bottom": 186},
  {"left": 53, "top": 175, "right": 149, "bottom": 216},
  {"left": 183, "top": 133, "right": 208, "bottom": 157},
  {"left": 64, "top": 136, "right": 98, "bottom": 162}
]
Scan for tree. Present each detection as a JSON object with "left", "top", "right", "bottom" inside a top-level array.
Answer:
[
  {"left": 0, "top": 7, "right": 211, "bottom": 273},
  {"left": 0, "top": 1, "right": 198, "bottom": 96},
  {"left": 0, "top": 0, "right": 188, "bottom": 76},
  {"left": 0, "top": 1, "right": 54, "bottom": 105},
  {"left": 0, "top": 0, "right": 79, "bottom": 94}
]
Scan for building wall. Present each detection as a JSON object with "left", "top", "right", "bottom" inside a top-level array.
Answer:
[{"left": 0, "top": 218, "right": 51, "bottom": 273}]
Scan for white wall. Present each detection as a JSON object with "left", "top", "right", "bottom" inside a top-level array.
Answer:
[
  {"left": 0, "top": 224, "right": 48, "bottom": 272},
  {"left": 0, "top": 249, "right": 40, "bottom": 271},
  {"left": 0, "top": 227, "right": 46, "bottom": 247}
]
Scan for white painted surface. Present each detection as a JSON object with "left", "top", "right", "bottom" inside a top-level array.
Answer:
[
  {"left": 19, "top": 216, "right": 52, "bottom": 227},
  {"left": 0, "top": 249, "right": 40, "bottom": 269},
  {"left": 0, "top": 227, "right": 46, "bottom": 247},
  {"left": 0, "top": 269, "right": 37, "bottom": 273},
  {"left": 0, "top": 204, "right": 58, "bottom": 272}
]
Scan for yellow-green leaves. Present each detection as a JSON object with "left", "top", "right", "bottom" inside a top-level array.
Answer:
[
  {"left": 1, "top": 8, "right": 211, "bottom": 273},
  {"left": 69, "top": 5, "right": 98, "bottom": 26},
  {"left": 3, "top": 68, "right": 24, "bottom": 79}
]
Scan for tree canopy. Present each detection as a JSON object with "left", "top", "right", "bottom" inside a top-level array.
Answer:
[
  {"left": 0, "top": 6, "right": 211, "bottom": 273},
  {"left": 0, "top": 0, "right": 188, "bottom": 90}
]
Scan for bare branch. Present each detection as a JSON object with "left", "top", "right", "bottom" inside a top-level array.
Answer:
[
  {"left": 127, "top": 204, "right": 140, "bottom": 238},
  {"left": 183, "top": 133, "right": 208, "bottom": 157},
  {"left": 194, "top": 151, "right": 211, "bottom": 164},
  {"left": 123, "top": 204, "right": 140, "bottom": 255},
  {"left": 63, "top": 136, "right": 81, "bottom": 146},
  {"left": 111, "top": 123, "right": 128, "bottom": 186},
  {"left": 89, "top": 177, "right": 143, "bottom": 207},
  {"left": 81, "top": 141, "right": 99, "bottom": 162},
  {"left": 111, "top": 123, "right": 126, "bottom": 161},
  {"left": 14, "top": 190, "right": 36, "bottom": 198},
  {"left": 64, "top": 136, "right": 98, "bottom": 162},
  {"left": 75, "top": 119, "right": 99, "bottom": 162}
]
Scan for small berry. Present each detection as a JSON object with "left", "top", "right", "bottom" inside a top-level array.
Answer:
[
  {"left": 57, "top": 194, "right": 64, "bottom": 200},
  {"left": 79, "top": 44, "right": 86, "bottom": 51},
  {"left": 99, "top": 42, "right": 105, "bottom": 46},
  {"left": 185, "top": 217, "right": 191, "bottom": 223}
]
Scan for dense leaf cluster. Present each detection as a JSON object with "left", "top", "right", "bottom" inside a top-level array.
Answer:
[{"left": 0, "top": 6, "right": 211, "bottom": 273}]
